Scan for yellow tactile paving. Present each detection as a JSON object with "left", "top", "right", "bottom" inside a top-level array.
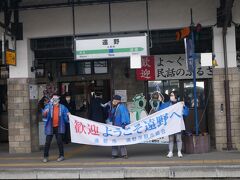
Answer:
[
  {"left": 0, "top": 145, "right": 239, "bottom": 168},
  {"left": 0, "top": 145, "right": 90, "bottom": 160}
]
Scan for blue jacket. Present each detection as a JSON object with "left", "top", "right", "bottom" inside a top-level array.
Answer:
[
  {"left": 110, "top": 103, "right": 130, "bottom": 127},
  {"left": 159, "top": 101, "right": 189, "bottom": 117},
  {"left": 43, "top": 103, "right": 69, "bottom": 135}
]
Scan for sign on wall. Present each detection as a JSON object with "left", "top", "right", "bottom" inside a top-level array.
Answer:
[
  {"left": 184, "top": 38, "right": 194, "bottom": 72},
  {"left": 29, "top": 84, "right": 38, "bottom": 100},
  {"left": 155, "top": 54, "right": 213, "bottom": 80},
  {"left": 136, "top": 56, "right": 155, "bottom": 80},
  {"left": 6, "top": 49, "right": 16, "bottom": 66},
  {"left": 75, "top": 34, "right": 147, "bottom": 60}
]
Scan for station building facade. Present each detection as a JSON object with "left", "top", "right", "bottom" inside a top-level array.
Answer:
[{"left": 0, "top": 0, "right": 239, "bottom": 153}]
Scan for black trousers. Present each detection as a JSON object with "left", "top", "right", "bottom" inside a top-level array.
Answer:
[
  {"left": 44, "top": 127, "right": 64, "bottom": 158},
  {"left": 64, "top": 123, "right": 70, "bottom": 143}
]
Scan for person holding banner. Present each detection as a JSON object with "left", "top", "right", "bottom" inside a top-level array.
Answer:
[
  {"left": 149, "top": 91, "right": 165, "bottom": 115},
  {"left": 42, "top": 94, "right": 70, "bottom": 163},
  {"left": 88, "top": 91, "right": 105, "bottom": 123},
  {"left": 159, "top": 91, "right": 189, "bottom": 158},
  {"left": 110, "top": 95, "right": 130, "bottom": 159}
]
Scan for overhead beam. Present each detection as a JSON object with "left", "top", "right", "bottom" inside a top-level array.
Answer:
[{"left": 10, "top": 0, "right": 146, "bottom": 10}]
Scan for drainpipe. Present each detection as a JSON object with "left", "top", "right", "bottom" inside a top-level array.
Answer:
[
  {"left": 222, "top": 30, "right": 232, "bottom": 150},
  {"left": 222, "top": 0, "right": 234, "bottom": 150},
  {"left": 108, "top": 1, "right": 114, "bottom": 98},
  {"left": 71, "top": 0, "right": 75, "bottom": 54},
  {"left": 145, "top": 0, "right": 150, "bottom": 111}
]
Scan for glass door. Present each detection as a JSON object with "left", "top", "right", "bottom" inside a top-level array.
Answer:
[
  {"left": 148, "top": 80, "right": 180, "bottom": 102},
  {"left": 148, "top": 79, "right": 209, "bottom": 134},
  {"left": 182, "top": 80, "right": 208, "bottom": 134}
]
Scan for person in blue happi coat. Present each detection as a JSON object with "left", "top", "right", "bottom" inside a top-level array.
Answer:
[
  {"left": 159, "top": 91, "right": 189, "bottom": 158},
  {"left": 42, "top": 94, "right": 70, "bottom": 163},
  {"left": 108, "top": 95, "right": 130, "bottom": 159}
]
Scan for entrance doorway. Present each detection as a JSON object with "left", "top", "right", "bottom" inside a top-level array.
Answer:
[{"left": 60, "top": 79, "right": 111, "bottom": 118}]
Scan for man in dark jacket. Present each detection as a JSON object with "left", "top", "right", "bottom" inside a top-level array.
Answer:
[{"left": 88, "top": 92, "right": 105, "bottom": 123}]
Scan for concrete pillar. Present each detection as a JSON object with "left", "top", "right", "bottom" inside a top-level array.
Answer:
[
  {"left": 212, "top": 26, "right": 240, "bottom": 151},
  {"left": 7, "top": 39, "right": 38, "bottom": 153}
]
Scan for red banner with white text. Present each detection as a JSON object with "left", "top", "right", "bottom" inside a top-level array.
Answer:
[{"left": 136, "top": 56, "right": 155, "bottom": 80}]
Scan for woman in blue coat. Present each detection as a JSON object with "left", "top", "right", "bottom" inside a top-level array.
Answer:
[{"left": 159, "top": 91, "right": 189, "bottom": 158}]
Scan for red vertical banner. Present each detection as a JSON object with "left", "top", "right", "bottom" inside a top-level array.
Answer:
[{"left": 136, "top": 56, "right": 155, "bottom": 80}]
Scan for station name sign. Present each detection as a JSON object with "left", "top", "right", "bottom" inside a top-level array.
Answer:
[{"left": 75, "top": 34, "right": 147, "bottom": 60}]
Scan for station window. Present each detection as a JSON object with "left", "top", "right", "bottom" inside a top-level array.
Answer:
[
  {"left": 76, "top": 61, "right": 91, "bottom": 75},
  {"left": 60, "top": 60, "right": 108, "bottom": 76},
  {"left": 94, "top": 60, "right": 108, "bottom": 74},
  {"left": 35, "top": 63, "right": 45, "bottom": 78},
  {"left": 61, "top": 62, "right": 76, "bottom": 76},
  {"left": 150, "top": 27, "right": 212, "bottom": 55},
  {"left": 0, "top": 66, "right": 9, "bottom": 79}
]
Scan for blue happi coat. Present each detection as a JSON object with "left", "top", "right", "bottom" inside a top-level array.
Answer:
[
  {"left": 159, "top": 101, "right": 189, "bottom": 117},
  {"left": 110, "top": 103, "right": 130, "bottom": 127},
  {"left": 43, "top": 103, "right": 69, "bottom": 135}
]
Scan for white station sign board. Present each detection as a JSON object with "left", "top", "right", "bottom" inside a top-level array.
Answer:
[{"left": 75, "top": 34, "right": 148, "bottom": 60}]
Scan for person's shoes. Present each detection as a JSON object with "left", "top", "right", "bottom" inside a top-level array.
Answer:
[
  {"left": 57, "top": 156, "right": 64, "bottom": 162},
  {"left": 167, "top": 151, "right": 173, "bottom": 158},
  {"left": 111, "top": 155, "right": 118, "bottom": 159},
  {"left": 42, "top": 157, "right": 48, "bottom": 163},
  {"left": 122, "top": 155, "right": 128, "bottom": 159},
  {"left": 178, "top": 151, "right": 183, "bottom": 158}
]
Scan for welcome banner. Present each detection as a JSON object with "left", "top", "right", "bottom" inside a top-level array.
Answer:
[{"left": 69, "top": 102, "right": 185, "bottom": 146}]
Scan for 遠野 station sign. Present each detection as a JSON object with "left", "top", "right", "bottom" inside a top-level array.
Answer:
[{"left": 75, "top": 34, "right": 147, "bottom": 60}]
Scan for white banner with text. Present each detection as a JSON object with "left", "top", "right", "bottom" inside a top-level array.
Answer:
[{"left": 70, "top": 102, "right": 185, "bottom": 146}]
